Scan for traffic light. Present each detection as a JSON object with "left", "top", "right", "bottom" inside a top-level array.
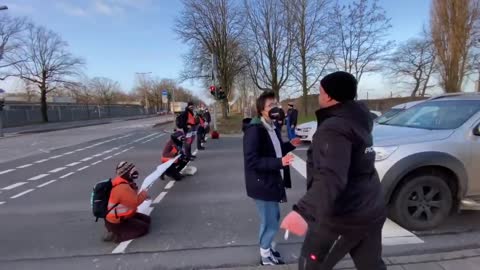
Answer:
[{"left": 209, "top": 85, "right": 227, "bottom": 100}]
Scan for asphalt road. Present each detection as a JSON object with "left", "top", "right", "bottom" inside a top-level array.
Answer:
[{"left": 1, "top": 122, "right": 480, "bottom": 269}]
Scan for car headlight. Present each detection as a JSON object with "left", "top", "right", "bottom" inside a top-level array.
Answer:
[{"left": 373, "top": 146, "right": 398, "bottom": 161}]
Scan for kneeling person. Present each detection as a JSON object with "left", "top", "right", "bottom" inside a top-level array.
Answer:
[
  {"left": 104, "top": 161, "right": 150, "bottom": 243},
  {"left": 161, "top": 130, "right": 188, "bottom": 181}
]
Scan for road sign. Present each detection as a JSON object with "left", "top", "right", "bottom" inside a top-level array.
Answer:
[{"left": 162, "top": 89, "right": 168, "bottom": 104}]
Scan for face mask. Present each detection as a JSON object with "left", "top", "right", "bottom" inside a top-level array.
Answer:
[
  {"left": 130, "top": 170, "right": 139, "bottom": 181},
  {"left": 268, "top": 107, "right": 285, "bottom": 121}
]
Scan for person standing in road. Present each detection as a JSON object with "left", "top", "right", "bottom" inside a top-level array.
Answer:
[
  {"left": 280, "top": 71, "right": 387, "bottom": 270},
  {"left": 286, "top": 103, "right": 298, "bottom": 140},
  {"left": 176, "top": 102, "right": 197, "bottom": 160},
  {"left": 204, "top": 107, "right": 212, "bottom": 134},
  {"left": 243, "top": 90, "right": 302, "bottom": 266}
]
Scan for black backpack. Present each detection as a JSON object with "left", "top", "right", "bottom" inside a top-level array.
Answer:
[
  {"left": 175, "top": 112, "right": 185, "bottom": 129},
  {"left": 91, "top": 179, "right": 120, "bottom": 222}
]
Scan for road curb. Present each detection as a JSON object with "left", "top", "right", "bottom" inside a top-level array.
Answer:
[{"left": 205, "top": 248, "right": 480, "bottom": 269}]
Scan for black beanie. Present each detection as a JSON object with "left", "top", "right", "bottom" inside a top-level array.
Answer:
[{"left": 320, "top": 71, "right": 357, "bottom": 102}]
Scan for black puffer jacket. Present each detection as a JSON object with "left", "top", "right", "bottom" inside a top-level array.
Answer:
[
  {"left": 294, "top": 101, "right": 386, "bottom": 233},
  {"left": 243, "top": 117, "right": 296, "bottom": 202}
]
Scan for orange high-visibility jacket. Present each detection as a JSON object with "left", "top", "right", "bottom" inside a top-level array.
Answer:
[{"left": 106, "top": 176, "right": 147, "bottom": 224}]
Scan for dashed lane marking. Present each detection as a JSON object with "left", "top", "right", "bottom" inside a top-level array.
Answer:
[
  {"left": 37, "top": 180, "right": 57, "bottom": 188},
  {"left": 59, "top": 172, "right": 75, "bottom": 179},
  {"left": 164, "top": 181, "right": 175, "bottom": 190},
  {"left": 10, "top": 189, "right": 34, "bottom": 199},
  {"left": 1, "top": 182, "right": 27, "bottom": 191},
  {"left": 49, "top": 167, "right": 67, "bottom": 173},
  {"left": 0, "top": 201, "right": 5, "bottom": 205},
  {"left": 16, "top": 164, "right": 33, "bottom": 169},
  {"left": 66, "top": 162, "right": 81, "bottom": 167},
  {"left": 91, "top": 160, "right": 102, "bottom": 166},
  {"left": 152, "top": 192, "right": 168, "bottom": 204},
  {"left": 34, "top": 159, "right": 49, "bottom": 164},
  {"left": 77, "top": 166, "right": 90, "bottom": 171},
  {"left": 0, "top": 169, "right": 15, "bottom": 175},
  {"left": 28, "top": 174, "right": 49, "bottom": 181},
  {"left": 81, "top": 157, "right": 94, "bottom": 162}
]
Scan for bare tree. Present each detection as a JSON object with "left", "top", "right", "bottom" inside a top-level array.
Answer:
[
  {"left": 285, "top": 0, "right": 333, "bottom": 115},
  {"left": 175, "top": 0, "right": 247, "bottom": 118},
  {"left": 0, "top": 15, "right": 28, "bottom": 80},
  {"left": 385, "top": 36, "right": 437, "bottom": 97},
  {"left": 244, "top": 0, "right": 293, "bottom": 99},
  {"left": 89, "top": 77, "right": 121, "bottom": 106},
  {"left": 12, "top": 24, "right": 84, "bottom": 122},
  {"left": 431, "top": 0, "right": 480, "bottom": 92},
  {"left": 330, "top": 0, "right": 394, "bottom": 83}
]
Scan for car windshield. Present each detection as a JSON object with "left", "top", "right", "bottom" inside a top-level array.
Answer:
[
  {"left": 376, "top": 108, "right": 403, "bottom": 123},
  {"left": 384, "top": 100, "right": 480, "bottom": 130}
]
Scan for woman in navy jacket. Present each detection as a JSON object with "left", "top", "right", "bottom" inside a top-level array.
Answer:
[{"left": 243, "top": 91, "right": 300, "bottom": 265}]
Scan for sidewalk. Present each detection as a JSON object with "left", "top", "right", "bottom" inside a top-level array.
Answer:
[
  {"left": 213, "top": 248, "right": 480, "bottom": 269},
  {"left": 2, "top": 114, "right": 162, "bottom": 136}
]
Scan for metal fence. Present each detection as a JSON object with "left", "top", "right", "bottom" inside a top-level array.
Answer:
[{"left": 2, "top": 102, "right": 155, "bottom": 128}]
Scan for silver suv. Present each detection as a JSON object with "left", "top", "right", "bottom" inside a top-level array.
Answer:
[{"left": 373, "top": 93, "right": 480, "bottom": 230}]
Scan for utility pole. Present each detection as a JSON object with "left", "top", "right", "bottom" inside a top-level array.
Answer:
[{"left": 211, "top": 53, "right": 218, "bottom": 131}]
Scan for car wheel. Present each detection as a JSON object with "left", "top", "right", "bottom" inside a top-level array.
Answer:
[{"left": 390, "top": 174, "right": 452, "bottom": 231}]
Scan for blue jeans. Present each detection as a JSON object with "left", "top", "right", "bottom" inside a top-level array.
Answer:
[
  {"left": 254, "top": 200, "right": 280, "bottom": 249},
  {"left": 286, "top": 118, "right": 296, "bottom": 140}
]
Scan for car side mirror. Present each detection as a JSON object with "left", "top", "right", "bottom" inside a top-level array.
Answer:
[{"left": 474, "top": 125, "right": 480, "bottom": 136}]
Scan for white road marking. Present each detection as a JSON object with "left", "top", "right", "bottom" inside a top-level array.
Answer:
[
  {"left": 77, "top": 166, "right": 90, "bottom": 171},
  {"left": 49, "top": 167, "right": 67, "bottom": 173},
  {"left": 91, "top": 160, "right": 102, "bottom": 165},
  {"left": 66, "top": 162, "right": 81, "bottom": 167},
  {"left": 289, "top": 153, "right": 424, "bottom": 246},
  {"left": 193, "top": 149, "right": 198, "bottom": 156},
  {"left": 0, "top": 169, "right": 15, "bottom": 175},
  {"left": 35, "top": 159, "right": 49, "bottom": 163},
  {"left": 37, "top": 180, "right": 57, "bottom": 188},
  {"left": 64, "top": 151, "right": 75, "bottom": 155},
  {"left": 103, "top": 149, "right": 113, "bottom": 154},
  {"left": 81, "top": 157, "right": 94, "bottom": 162},
  {"left": 10, "top": 189, "right": 35, "bottom": 199},
  {"left": 152, "top": 192, "right": 168, "bottom": 204},
  {"left": 50, "top": 155, "right": 64, "bottom": 159},
  {"left": 103, "top": 155, "right": 113, "bottom": 160},
  {"left": 93, "top": 153, "right": 103, "bottom": 157},
  {"left": 17, "top": 164, "right": 33, "bottom": 169},
  {"left": 112, "top": 240, "right": 133, "bottom": 254},
  {"left": 59, "top": 172, "right": 75, "bottom": 179},
  {"left": 164, "top": 181, "right": 175, "bottom": 190},
  {"left": 0, "top": 201, "right": 5, "bottom": 205},
  {"left": 28, "top": 174, "right": 49, "bottom": 181},
  {"left": 113, "top": 152, "right": 121, "bottom": 156},
  {"left": 2, "top": 182, "right": 27, "bottom": 190}
]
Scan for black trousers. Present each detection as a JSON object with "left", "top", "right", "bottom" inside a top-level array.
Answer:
[
  {"left": 299, "top": 224, "right": 386, "bottom": 270},
  {"left": 105, "top": 213, "right": 151, "bottom": 243},
  {"left": 197, "top": 126, "right": 206, "bottom": 147},
  {"left": 164, "top": 157, "right": 189, "bottom": 180}
]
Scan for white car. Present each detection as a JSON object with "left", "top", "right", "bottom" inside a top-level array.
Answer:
[
  {"left": 296, "top": 110, "right": 382, "bottom": 142},
  {"left": 295, "top": 121, "right": 316, "bottom": 141}
]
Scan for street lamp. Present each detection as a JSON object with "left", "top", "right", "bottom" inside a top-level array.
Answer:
[{"left": 0, "top": 6, "right": 8, "bottom": 11}]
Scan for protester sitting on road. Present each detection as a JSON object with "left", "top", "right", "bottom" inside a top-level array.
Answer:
[
  {"left": 280, "top": 71, "right": 387, "bottom": 270},
  {"left": 243, "top": 90, "right": 302, "bottom": 266},
  {"left": 160, "top": 130, "right": 188, "bottom": 181},
  {"left": 104, "top": 161, "right": 150, "bottom": 243}
]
